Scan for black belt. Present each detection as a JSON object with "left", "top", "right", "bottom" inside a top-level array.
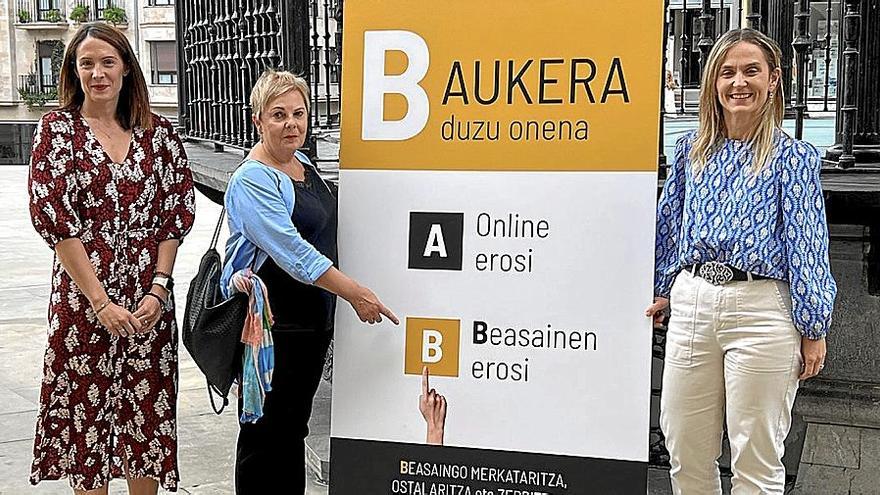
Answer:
[{"left": 685, "top": 262, "right": 769, "bottom": 285}]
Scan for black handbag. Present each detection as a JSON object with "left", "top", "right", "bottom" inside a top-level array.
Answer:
[{"left": 182, "top": 207, "right": 248, "bottom": 414}]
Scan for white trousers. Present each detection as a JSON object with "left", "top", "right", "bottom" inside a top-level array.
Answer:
[{"left": 660, "top": 270, "right": 803, "bottom": 495}]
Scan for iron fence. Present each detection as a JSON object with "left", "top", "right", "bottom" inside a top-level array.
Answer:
[
  {"left": 177, "top": 0, "right": 860, "bottom": 165},
  {"left": 18, "top": 73, "right": 59, "bottom": 96},
  {"left": 66, "top": 0, "right": 127, "bottom": 23},
  {"left": 175, "top": 0, "right": 339, "bottom": 156},
  {"left": 309, "top": 0, "right": 341, "bottom": 129},
  {"left": 15, "top": 0, "right": 66, "bottom": 23}
]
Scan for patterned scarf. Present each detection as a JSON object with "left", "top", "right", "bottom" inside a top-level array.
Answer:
[{"left": 227, "top": 268, "right": 274, "bottom": 423}]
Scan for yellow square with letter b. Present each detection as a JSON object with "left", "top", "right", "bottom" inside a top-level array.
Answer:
[{"left": 405, "top": 317, "right": 460, "bottom": 377}]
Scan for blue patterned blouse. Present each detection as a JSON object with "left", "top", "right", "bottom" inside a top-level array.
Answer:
[{"left": 654, "top": 130, "right": 837, "bottom": 339}]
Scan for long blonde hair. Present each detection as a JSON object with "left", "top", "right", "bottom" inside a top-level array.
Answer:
[{"left": 690, "top": 29, "right": 784, "bottom": 173}]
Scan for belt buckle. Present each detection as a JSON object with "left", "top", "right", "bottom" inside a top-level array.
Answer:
[{"left": 698, "top": 261, "right": 734, "bottom": 285}]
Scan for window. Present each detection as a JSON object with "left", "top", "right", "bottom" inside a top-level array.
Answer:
[
  {"left": 0, "top": 124, "right": 37, "bottom": 166},
  {"left": 150, "top": 41, "right": 177, "bottom": 84},
  {"left": 37, "top": 0, "right": 62, "bottom": 21},
  {"left": 37, "top": 41, "right": 59, "bottom": 91},
  {"left": 148, "top": 0, "right": 173, "bottom": 5},
  {"left": 94, "top": 0, "right": 111, "bottom": 21}
]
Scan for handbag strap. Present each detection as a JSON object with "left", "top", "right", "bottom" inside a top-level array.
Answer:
[
  {"left": 212, "top": 204, "right": 260, "bottom": 272},
  {"left": 210, "top": 206, "right": 226, "bottom": 251},
  {"left": 207, "top": 379, "right": 229, "bottom": 415}
]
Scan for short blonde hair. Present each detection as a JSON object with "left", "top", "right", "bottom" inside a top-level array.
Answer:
[{"left": 250, "top": 69, "right": 311, "bottom": 118}]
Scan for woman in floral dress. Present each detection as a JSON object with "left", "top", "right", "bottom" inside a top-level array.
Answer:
[{"left": 27, "top": 22, "right": 194, "bottom": 494}]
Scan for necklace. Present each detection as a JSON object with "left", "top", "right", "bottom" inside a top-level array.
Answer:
[{"left": 84, "top": 116, "right": 121, "bottom": 141}]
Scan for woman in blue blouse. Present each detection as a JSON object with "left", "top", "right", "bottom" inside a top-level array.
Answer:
[
  {"left": 646, "top": 29, "right": 836, "bottom": 494},
  {"left": 221, "top": 69, "right": 398, "bottom": 493}
]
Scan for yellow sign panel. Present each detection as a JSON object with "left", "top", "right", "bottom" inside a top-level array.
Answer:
[
  {"left": 404, "top": 317, "right": 461, "bottom": 378},
  {"left": 340, "top": 0, "right": 664, "bottom": 172}
]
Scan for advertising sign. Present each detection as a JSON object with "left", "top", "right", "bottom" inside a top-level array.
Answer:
[{"left": 331, "top": 1, "right": 664, "bottom": 493}]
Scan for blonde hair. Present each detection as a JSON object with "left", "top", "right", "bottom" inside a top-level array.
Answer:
[
  {"left": 690, "top": 29, "right": 785, "bottom": 174},
  {"left": 250, "top": 69, "right": 311, "bottom": 118}
]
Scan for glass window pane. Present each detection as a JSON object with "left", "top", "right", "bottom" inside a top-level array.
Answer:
[
  {"left": 153, "top": 42, "right": 177, "bottom": 72},
  {"left": 38, "top": 42, "right": 54, "bottom": 58},
  {"left": 40, "top": 58, "right": 52, "bottom": 78}
]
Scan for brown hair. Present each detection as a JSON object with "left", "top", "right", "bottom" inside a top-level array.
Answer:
[
  {"left": 59, "top": 22, "right": 152, "bottom": 130},
  {"left": 690, "top": 28, "right": 784, "bottom": 173}
]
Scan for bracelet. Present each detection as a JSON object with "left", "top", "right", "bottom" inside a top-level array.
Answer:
[
  {"left": 154, "top": 270, "right": 172, "bottom": 278},
  {"left": 144, "top": 292, "right": 167, "bottom": 305},
  {"left": 93, "top": 299, "right": 110, "bottom": 315},
  {"left": 152, "top": 273, "right": 174, "bottom": 293}
]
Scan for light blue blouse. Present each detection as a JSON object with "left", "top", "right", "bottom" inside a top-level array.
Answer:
[
  {"left": 220, "top": 151, "right": 332, "bottom": 298},
  {"left": 654, "top": 131, "right": 837, "bottom": 339}
]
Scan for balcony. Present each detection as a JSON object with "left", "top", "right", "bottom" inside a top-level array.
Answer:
[
  {"left": 18, "top": 73, "right": 59, "bottom": 108},
  {"left": 14, "top": 0, "right": 68, "bottom": 30},
  {"left": 71, "top": 0, "right": 128, "bottom": 27}
]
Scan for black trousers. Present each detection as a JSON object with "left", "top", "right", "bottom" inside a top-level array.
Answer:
[{"left": 235, "top": 329, "right": 331, "bottom": 494}]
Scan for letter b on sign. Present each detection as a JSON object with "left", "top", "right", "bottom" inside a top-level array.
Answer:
[
  {"left": 405, "top": 318, "right": 460, "bottom": 377},
  {"left": 362, "top": 30, "right": 429, "bottom": 140},
  {"left": 422, "top": 330, "right": 443, "bottom": 363},
  {"left": 408, "top": 212, "right": 464, "bottom": 270}
]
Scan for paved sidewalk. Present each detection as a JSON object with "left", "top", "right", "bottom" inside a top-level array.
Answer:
[{"left": 0, "top": 166, "right": 328, "bottom": 494}]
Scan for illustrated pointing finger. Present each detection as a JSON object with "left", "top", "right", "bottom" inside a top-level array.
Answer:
[{"left": 422, "top": 365, "right": 430, "bottom": 396}]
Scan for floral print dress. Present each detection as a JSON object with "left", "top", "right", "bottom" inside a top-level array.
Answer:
[{"left": 27, "top": 109, "right": 195, "bottom": 491}]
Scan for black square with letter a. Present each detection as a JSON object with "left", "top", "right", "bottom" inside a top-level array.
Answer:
[{"left": 408, "top": 212, "right": 464, "bottom": 270}]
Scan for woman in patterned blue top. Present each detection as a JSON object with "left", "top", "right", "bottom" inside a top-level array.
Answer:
[{"left": 645, "top": 29, "right": 836, "bottom": 494}]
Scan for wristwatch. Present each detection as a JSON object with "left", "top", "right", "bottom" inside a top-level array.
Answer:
[{"left": 152, "top": 274, "right": 174, "bottom": 293}]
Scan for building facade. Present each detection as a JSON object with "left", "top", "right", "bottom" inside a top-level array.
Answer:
[{"left": 0, "top": 0, "right": 179, "bottom": 165}]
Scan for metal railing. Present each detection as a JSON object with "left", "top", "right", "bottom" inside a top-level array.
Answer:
[
  {"left": 18, "top": 73, "right": 59, "bottom": 96},
  {"left": 15, "top": 0, "right": 66, "bottom": 23},
  {"left": 176, "top": 0, "right": 340, "bottom": 155},
  {"left": 71, "top": 0, "right": 127, "bottom": 23},
  {"left": 665, "top": 0, "right": 839, "bottom": 117},
  {"left": 309, "top": 0, "right": 341, "bottom": 129}
]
